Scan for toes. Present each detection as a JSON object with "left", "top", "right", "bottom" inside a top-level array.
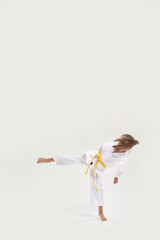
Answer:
[{"left": 99, "top": 215, "right": 107, "bottom": 221}]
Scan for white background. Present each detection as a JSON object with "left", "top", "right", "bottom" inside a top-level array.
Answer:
[{"left": 0, "top": 0, "right": 159, "bottom": 239}]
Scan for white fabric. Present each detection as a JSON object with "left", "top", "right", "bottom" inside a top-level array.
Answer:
[{"left": 53, "top": 141, "right": 128, "bottom": 207}]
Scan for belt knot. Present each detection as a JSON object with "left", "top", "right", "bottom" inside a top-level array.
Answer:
[{"left": 85, "top": 150, "right": 107, "bottom": 191}]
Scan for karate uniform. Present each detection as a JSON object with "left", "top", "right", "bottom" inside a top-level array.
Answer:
[{"left": 53, "top": 141, "right": 128, "bottom": 206}]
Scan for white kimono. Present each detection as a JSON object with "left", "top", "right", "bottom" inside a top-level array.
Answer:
[{"left": 53, "top": 141, "right": 128, "bottom": 206}]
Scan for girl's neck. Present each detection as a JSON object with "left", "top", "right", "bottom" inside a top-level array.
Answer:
[{"left": 113, "top": 150, "right": 126, "bottom": 153}]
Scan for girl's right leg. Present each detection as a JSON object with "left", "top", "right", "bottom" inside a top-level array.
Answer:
[
  {"left": 53, "top": 153, "right": 87, "bottom": 165},
  {"left": 37, "top": 153, "right": 86, "bottom": 165},
  {"left": 37, "top": 158, "right": 55, "bottom": 163}
]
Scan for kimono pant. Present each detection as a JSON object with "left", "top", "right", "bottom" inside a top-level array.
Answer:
[{"left": 53, "top": 152, "right": 104, "bottom": 206}]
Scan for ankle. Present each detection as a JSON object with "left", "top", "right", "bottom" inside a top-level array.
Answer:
[
  {"left": 98, "top": 206, "right": 103, "bottom": 215},
  {"left": 99, "top": 212, "right": 104, "bottom": 216},
  {"left": 48, "top": 158, "right": 54, "bottom": 162}
]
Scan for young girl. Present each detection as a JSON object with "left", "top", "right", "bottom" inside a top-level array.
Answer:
[{"left": 37, "top": 134, "right": 139, "bottom": 221}]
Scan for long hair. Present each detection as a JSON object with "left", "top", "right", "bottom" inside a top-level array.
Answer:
[{"left": 113, "top": 134, "right": 139, "bottom": 152}]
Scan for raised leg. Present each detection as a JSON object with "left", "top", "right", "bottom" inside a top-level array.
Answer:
[{"left": 37, "top": 158, "right": 55, "bottom": 163}]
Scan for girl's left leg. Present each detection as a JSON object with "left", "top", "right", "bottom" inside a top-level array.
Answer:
[
  {"left": 98, "top": 206, "right": 107, "bottom": 221},
  {"left": 90, "top": 169, "right": 107, "bottom": 221}
]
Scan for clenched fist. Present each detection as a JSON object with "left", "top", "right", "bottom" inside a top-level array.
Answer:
[{"left": 113, "top": 177, "right": 118, "bottom": 184}]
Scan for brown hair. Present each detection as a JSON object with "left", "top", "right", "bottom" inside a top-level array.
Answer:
[{"left": 113, "top": 134, "right": 139, "bottom": 152}]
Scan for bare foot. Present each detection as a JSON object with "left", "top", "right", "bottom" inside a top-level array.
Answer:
[
  {"left": 37, "top": 158, "right": 55, "bottom": 163},
  {"left": 99, "top": 213, "right": 107, "bottom": 221}
]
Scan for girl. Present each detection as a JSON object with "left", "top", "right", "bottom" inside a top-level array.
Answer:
[{"left": 37, "top": 134, "right": 139, "bottom": 221}]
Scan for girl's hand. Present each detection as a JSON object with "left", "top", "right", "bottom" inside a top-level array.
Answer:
[{"left": 113, "top": 177, "right": 118, "bottom": 184}]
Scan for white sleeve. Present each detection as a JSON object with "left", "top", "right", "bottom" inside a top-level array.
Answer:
[{"left": 115, "top": 158, "right": 128, "bottom": 178}]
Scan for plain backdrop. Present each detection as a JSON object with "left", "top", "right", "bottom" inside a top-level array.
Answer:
[{"left": 0, "top": 0, "right": 159, "bottom": 239}]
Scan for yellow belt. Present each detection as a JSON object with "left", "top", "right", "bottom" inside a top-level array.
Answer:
[{"left": 85, "top": 150, "right": 107, "bottom": 191}]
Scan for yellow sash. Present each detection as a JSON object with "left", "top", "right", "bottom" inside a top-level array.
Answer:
[{"left": 85, "top": 150, "right": 107, "bottom": 191}]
